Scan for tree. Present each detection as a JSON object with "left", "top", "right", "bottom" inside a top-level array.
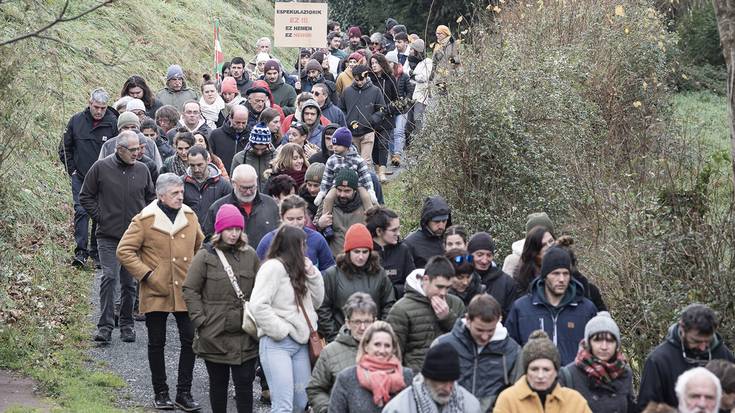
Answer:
[{"left": 712, "top": 0, "right": 735, "bottom": 188}]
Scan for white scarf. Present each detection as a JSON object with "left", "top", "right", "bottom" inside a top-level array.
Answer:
[{"left": 199, "top": 96, "right": 225, "bottom": 129}]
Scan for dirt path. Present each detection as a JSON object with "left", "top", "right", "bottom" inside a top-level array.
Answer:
[{"left": 0, "top": 369, "right": 52, "bottom": 412}]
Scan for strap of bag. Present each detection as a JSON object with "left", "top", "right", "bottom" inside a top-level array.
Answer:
[
  {"left": 215, "top": 248, "right": 245, "bottom": 302},
  {"left": 296, "top": 295, "right": 316, "bottom": 334}
]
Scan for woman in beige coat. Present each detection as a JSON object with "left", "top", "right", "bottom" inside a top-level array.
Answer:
[{"left": 117, "top": 173, "right": 204, "bottom": 411}]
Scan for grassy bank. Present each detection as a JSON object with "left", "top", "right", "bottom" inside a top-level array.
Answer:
[{"left": 0, "top": 0, "right": 279, "bottom": 409}]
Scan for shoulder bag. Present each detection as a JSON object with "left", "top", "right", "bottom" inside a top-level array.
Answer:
[
  {"left": 215, "top": 248, "right": 258, "bottom": 337},
  {"left": 296, "top": 294, "right": 326, "bottom": 367}
]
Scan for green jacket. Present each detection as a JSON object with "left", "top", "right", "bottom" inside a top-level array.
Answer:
[
  {"left": 386, "top": 274, "right": 465, "bottom": 372},
  {"left": 305, "top": 326, "right": 359, "bottom": 413},
  {"left": 182, "top": 243, "right": 260, "bottom": 365},
  {"left": 317, "top": 265, "right": 396, "bottom": 341},
  {"left": 230, "top": 146, "right": 275, "bottom": 192}
]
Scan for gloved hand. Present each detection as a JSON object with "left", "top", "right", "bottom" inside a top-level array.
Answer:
[{"left": 314, "top": 191, "right": 325, "bottom": 206}]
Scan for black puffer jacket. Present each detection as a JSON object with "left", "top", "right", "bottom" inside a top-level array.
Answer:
[
  {"left": 60, "top": 107, "right": 118, "bottom": 177},
  {"left": 373, "top": 241, "right": 415, "bottom": 299},
  {"left": 403, "top": 196, "right": 452, "bottom": 268}
]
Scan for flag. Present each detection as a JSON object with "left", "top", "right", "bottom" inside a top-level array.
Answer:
[{"left": 213, "top": 19, "right": 224, "bottom": 81}]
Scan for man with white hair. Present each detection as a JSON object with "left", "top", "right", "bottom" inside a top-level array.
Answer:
[
  {"left": 676, "top": 367, "right": 721, "bottom": 413},
  {"left": 248, "top": 37, "right": 272, "bottom": 72},
  {"left": 117, "top": 173, "right": 204, "bottom": 411},
  {"left": 60, "top": 88, "right": 118, "bottom": 268},
  {"left": 79, "top": 131, "right": 155, "bottom": 343},
  {"left": 203, "top": 164, "right": 279, "bottom": 247}
]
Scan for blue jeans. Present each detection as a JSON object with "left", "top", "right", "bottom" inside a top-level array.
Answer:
[
  {"left": 97, "top": 237, "right": 135, "bottom": 331},
  {"left": 259, "top": 335, "right": 311, "bottom": 413},
  {"left": 71, "top": 173, "right": 98, "bottom": 259},
  {"left": 392, "top": 114, "right": 407, "bottom": 155}
]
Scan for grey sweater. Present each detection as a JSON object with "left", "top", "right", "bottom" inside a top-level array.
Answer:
[{"left": 328, "top": 365, "right": 413, "bottom": 413}]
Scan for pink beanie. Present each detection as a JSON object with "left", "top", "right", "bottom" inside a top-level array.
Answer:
[
  {"left": 221, "top": 76, "right": 238, "bottom": 94},
  {"left": 215, "top": 204, "right": 244, "bottom": 233}
]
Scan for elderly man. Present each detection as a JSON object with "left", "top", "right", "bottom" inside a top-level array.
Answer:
[
  {"left": 383, "top": 342, "right": 481, "bottom": 412},
  {"left": 244, "top": 86, "right": 269, "bottom": 130},
  {"left": 80, "top": 131, "right": 156, "bottom": 343},
  {"left": 209, "top": 105, "right": 249, "bottom": 174},
  {"left": 203, "top": 164, "right": 279, "bottom": 248},
  {"left": 60, "top": 88, "right": 118, "bottom": 268},
  {"left": 155, "top": 64, "right": 198, "bottom": 112},
  {"left": 248, "top": 37, "right": 272, "bottom": 72},
  {"left": 98, "top": 112, "right": 163, "bottom": 168},
  {"left": 676, "top": 367, "right": 722, "bottom": 413},
  {"left": 117, "top": 173, "right": 204, "bottom": 411}
]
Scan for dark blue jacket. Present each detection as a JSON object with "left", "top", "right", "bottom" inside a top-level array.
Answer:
[
  {"left": 255, "top": 226, "right": 335, "bottom": 272},
  {"left": 506, "top": 277, "right": 597, "bottom": 366},
  {"left": 320, "top": 102, "right": 346, "bottom": 127}
]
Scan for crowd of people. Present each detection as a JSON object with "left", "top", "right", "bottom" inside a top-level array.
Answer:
[{"left": 58, "top": 15, "right": 735, "bottom": 413}]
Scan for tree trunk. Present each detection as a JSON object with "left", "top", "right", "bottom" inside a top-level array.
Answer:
[{"left": 712, "top": 0, "right": 735, "bottom": 189}]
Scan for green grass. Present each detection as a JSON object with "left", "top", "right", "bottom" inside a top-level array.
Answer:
[
  {"left": 673, "top": 90, "right": 729, "bottom": 152},
  {"left": 0, "top": 0, "right": 280, "bottom": 410}
]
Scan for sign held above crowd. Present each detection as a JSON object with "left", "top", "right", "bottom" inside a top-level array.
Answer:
[{"left": 273, "top": 1, "right": 328, "bottom": 48}]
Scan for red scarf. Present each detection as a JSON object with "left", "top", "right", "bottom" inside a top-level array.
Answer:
[
  {"left": 574, "top": 340, "right": 628, "bottom": 386},
  {"left": 356, "top": 355, "right": 406, "bottom": 407}
]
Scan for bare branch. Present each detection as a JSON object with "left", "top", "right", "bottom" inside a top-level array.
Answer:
[{"left": 0, "top": 0, "right": 116, "bottom": 47}]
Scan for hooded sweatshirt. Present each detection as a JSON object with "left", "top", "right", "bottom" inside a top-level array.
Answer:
[
  {"left": 637, "top": 322, "right": 735, "bottom": 409},
  {"left": 300, "top": 99, "right": 325, "bottom": 146},
  {"left": 403, "top": 196, "right": 452, "bottom": 268}
]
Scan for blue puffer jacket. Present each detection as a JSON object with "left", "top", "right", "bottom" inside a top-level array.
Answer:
[{"left": 506, "top": 277, "right": 598, "bottom": 365}]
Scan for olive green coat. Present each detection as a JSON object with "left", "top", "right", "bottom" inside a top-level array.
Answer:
[
  {"left": 386, "top": 280, "right": 465, "bottom": 372},
  {"left": 306, "top": 325, "right": 359, "bottom": 413},
  {"left": 182, "top": 243, "right": 260, "bottom": 365}
]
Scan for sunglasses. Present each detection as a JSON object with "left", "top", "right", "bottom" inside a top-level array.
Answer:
[{"left": 452, "top": 255, "right": 473, "bottom": 265}]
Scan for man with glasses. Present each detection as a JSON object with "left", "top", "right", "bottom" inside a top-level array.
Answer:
[
  {"left": 505, "top": 246, "right": 597, "bottom": 366},
  {"left": 638, "top": 303, "right": 735, "bottom": 410},
  {"left": 155, "top": 64, "right": 198, "bottom": 112},
  {"left": 468, "top": 232, "right": 519, "bottom": 319},
  {"left": 98, "top": 112, "right": 163, "bottom": 168},
  {"left": 434, "top": 294, "right": 521, "bottom": 411},
  {"left": 166, "top": 101, "right": 210, "bottom": 141},
  {"left": 203, "top": 164, "right": 279, "bottom": 248},
  {"left": 60, "top": 88, "right": 118, "bottom": 268},
  {"left": 313, "top": 83, "right": 346, "bottom": 127},
  {"left": 79, "top": 131, "right": 156, "bottom": 343}
]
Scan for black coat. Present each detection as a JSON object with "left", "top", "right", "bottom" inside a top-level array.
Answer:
[
  {"left": 403, "top": 196, "right": 452, "bottom": 268},
  {"left": 560, "top": 362, "right": 635, "bottom": 413},
  {"left": 183, "top": 166, "right": 233, "bottom": 225},
  {"left": 79, "top": 154, "right": 155, "bottom": 240},
  {"left": 373, "top": 241, "right": 415, "bottom": 299},
  {"left": 449, "top": 273, "right": 486, "bottom": 307},
  {"left": 60, "top": 107, "right": 118, "bottom": 177},
  {"left": 338, "top": 80, "right": 386, "bottom": 136},
  {"left": 209, "top": 122, "right": 248, "bottom": 174},
  {"left": 203, "top": 191, "right": 280, "bottom": 249},
  {"left": 638, "top": 323, "right": 735, "bottom": 410},
  {"left": 479, "top": 266, "right": 520, "bottom": 320}
]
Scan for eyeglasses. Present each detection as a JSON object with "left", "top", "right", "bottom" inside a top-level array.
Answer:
[
  {"left": 125, "top": 146, "right": 142, "bottom": 153},
  {"left": 453, "top": 255, "right": 473, "bottom": 264},
  {"left": 235, "top": 183, "right": 257, "bottom": 193},
  {"left": 348, "top": 319, "right": 374, "bottom": 327}
]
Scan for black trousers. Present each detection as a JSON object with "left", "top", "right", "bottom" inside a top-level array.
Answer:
[
  {"left": 145, "top": 311, "right": 195, "bottom": 395},
  {"left": 205, "top": 358, "right": 257, "bottom": 413}
]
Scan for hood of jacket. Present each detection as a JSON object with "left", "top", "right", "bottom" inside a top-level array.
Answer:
[
  {"left": 335, "top": 324, "right": 360, "bottom": 348},
  {"left": 300, "top": 98, "right": 322, "bottom": 124},
  {"left": 404, "top": 268, "right": 426, "bottom": 297},
  {"left": 450, "top": 318, "right": 514, "bottom": 354},
  {"left": 664, "top": 322, "right": 726, "bottom": 358},
  {"left": 184, "top": 163, "right": 221, "bottom": 183},
  {"left": 529, "top": 276, "right": 586, "bottom": 311},
  {"left": 511, "top": 239, "right": 525, "bottom": 256},
  {"left": 419, "top": 196, "right": 452, "bottom": 235},
  {"left": 252, "top": 79, "right": 277, "bottom": 107}
]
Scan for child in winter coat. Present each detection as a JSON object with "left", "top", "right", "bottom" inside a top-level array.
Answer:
[{"left": 314, "top": 127, "right": 376, "bottom": 215}]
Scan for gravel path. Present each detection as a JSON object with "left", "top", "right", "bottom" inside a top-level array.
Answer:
[{"left": 86, "top": 268, "right": 270, "bottom": 412}]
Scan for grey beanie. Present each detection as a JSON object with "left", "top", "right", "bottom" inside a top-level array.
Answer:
[
  {"left": 166, "top": 64, "right": 184, "bottom": 81},
  {"left": 585, "top": 311, "right": 621, "bottom": 346},
  {"left": 305, "top": 162, "right": 326, "bottom": 183},
  {"left": 526, "top": 212, "right": 554, "bottom": 234}
]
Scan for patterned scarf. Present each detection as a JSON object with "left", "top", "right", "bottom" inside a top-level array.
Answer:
[
  {"left": 411, "top": 374, "right": 465, "bottom": 413},
  {"left": 355, "top": 355, "right": 406, "bottom": 407},
  {"left": 574, "top": 340, "right": 628, "bottom": 387}
]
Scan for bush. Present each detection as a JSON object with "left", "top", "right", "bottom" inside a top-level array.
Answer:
[{"left": 677, "top": 4, "right": 724, "bottom": 67}]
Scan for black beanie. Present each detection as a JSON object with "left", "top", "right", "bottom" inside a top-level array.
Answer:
[
  {"left": 467, "top": 232, "right": 496, "bottom": 254},
  {"left": 422, "top": 342, "right": 460, "bottom": 381},
  {"left": 540, "top": 246, "right": 571, "bottom": 278}
]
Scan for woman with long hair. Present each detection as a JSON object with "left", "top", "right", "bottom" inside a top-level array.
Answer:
[
  {"left": 267, "top": 142, "right": 310, "bottom": 187},
  {"left": 367, "top": 53, "right": 399, "bottom": 182},
  {"left": 328, "top": 321, "right": 412, "bottom": 412},
  {"left": 250, "top": 225, "right": 325, "bottom": 412},
  {"left": 365, "top": 206, "right": 415, "bottom": 299},
  {"left": 317, "top": 223, "right": 395, "bottom": 342},
  {"left": 514, "top": 226, "right": 555, "bottom": 294},
  {"left": 121, "top": 75, "right": 162, "bottom": 119},
  {"left": 182, "top": 204, "right": 260, "bottom": 412}
]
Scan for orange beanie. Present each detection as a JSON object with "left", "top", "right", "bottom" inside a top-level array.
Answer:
[{"left": 343, "top": 223, "right": 373, "bottom": 252}]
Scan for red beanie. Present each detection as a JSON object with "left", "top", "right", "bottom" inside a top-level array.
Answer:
[
  {"left": 343, "top": 223, "right": 373, "bottom": 252},
  {"left": 215, "top": 204, "right": 244, "bottom": 234},
  {"left": 221, "top": 76, "right": 237, "bottom": 94}
]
